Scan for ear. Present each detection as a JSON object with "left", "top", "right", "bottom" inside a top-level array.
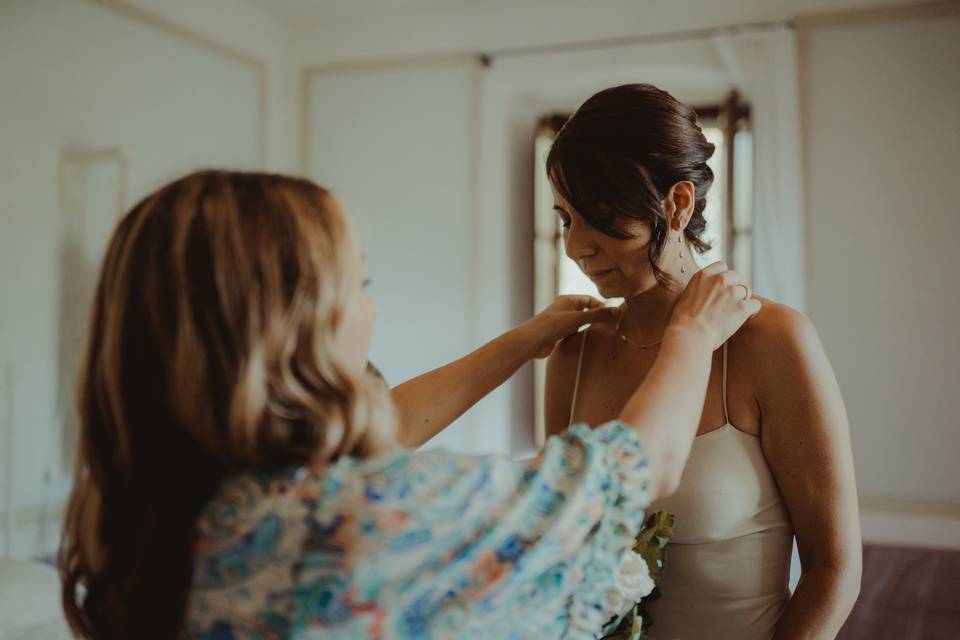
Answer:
[{"left": 663, "top": 181, "right": 695, "bottom": 231}]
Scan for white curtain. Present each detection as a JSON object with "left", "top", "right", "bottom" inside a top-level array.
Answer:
[
  {"left": 712, "top": 27, "right": 807, "bottom": 312},
  {"left": 711, "top": 30, "right": 806, "bottom": 590}
]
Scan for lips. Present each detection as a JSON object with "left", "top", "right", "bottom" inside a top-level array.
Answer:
[{"left": 586, "top": 268, "right": 615, "bottom": 278}]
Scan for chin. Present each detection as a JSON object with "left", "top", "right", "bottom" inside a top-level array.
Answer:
[
  {"left": 594, "top": 283, "right": 622, "bottom": 299},
  {"left": 598, "top": 278, "right": 655, "bottom": 300}
]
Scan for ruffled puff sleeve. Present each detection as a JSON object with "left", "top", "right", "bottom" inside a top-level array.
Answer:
[{"left": 346, "top": 420, "right": 653, "bottom": 639}]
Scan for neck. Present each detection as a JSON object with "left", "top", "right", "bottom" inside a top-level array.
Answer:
[{"left": 621, "top": 270, "right": 693, "bottom": 339}]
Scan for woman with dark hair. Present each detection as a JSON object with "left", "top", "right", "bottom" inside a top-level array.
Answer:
[
  {"left": 59, "top": 170, "right": 757, "bottom": 639},
  {"left": 545, "top": 84, "right": 861, "bottom": 639}
]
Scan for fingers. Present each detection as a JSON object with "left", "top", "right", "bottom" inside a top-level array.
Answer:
[
  {"left": 742, "top": 297, "right": 762, "bottom": 319},
  {"left": 717, "top": 269, "right": 751, "bottom": 302},
  {"left": 562, "top": 295, "right": 606, "bottom": 311},
  {"left": 719, "top": 269, "right": 743, "bottom": 287},
  {"left": 579, "top": 305, "right": 619, "bottom": 324},
  {"left": 709, "top": 265, "right": 760, "bottom": 323},
  {"left": 699, "top": 261, "right": 728, "bottom": 277}
]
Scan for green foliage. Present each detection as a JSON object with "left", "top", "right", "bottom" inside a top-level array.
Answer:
[{"left": 599, "top": 511, "right": 674, "bottom": 640}]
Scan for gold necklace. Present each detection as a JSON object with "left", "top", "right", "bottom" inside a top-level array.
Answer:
[{"left": 616, "top": 309, "right": 664, "bottom": 350}]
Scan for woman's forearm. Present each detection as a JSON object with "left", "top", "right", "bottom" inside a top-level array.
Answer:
[
  {"left": 774, "top": 564, "right": 860, "bottom": 639},
  {"left": 617, "top": 325, "right": 714, "bottom": 500},
  {"left": 391, "top": 326, "right": 537, "bottom": 448}
]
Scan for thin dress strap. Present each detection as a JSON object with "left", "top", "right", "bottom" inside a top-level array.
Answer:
[
  {"left": 567, "top": 328, "right": 589, "bottom": 428},
  {"left": 722, "top": 341, "right": 731, "bottom": 425}
]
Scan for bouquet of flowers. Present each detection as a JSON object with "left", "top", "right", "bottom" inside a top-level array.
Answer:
[{"left": 599, "top": 510, "right": 674, "bottom": 640}]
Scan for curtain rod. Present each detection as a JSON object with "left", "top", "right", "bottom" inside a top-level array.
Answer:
[{"left": 479, "top": 18, "right": 794, "bottom": 65}]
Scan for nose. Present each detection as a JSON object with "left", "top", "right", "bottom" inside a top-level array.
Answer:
[{"left": 564, "top": 216, "right": 597, "bottom": 263}]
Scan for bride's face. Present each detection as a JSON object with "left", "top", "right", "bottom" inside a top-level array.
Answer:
[{"left": 552, "top": 189, "right": 663, "bottom": 299}]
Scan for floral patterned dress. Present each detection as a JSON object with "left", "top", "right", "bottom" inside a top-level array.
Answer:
[{"left": 186, "top": 421, "right": 651, "bottom": 640}]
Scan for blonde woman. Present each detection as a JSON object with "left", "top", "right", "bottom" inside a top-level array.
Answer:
[{"left": 59, "top": 171, "right": 758, "bottom": 639}]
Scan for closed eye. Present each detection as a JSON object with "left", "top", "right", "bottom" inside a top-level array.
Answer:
[{"left": 553, "top": 205, "right": 571, "bottom": 229}]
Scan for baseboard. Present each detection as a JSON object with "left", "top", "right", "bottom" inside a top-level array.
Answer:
[{"left": 860, "top": 507, "right": 960, "bottom": 549}]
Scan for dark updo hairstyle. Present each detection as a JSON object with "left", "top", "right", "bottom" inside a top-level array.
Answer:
[{"left": 546, "top": 83, "right": 715, "bottom": 287}]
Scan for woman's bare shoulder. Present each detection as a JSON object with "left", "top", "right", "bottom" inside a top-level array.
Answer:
[
  {"left": 550, "top": 328, "right": 586, "bottom": 365},
  {"left": 549, "top": 316, "right": 618, "bottom": 368},
  {"left": 734, "top": 297, "right": 825, "bottom": 401},
  {"left": 736, "top": 296, "right": 817, "bottom": 350}
]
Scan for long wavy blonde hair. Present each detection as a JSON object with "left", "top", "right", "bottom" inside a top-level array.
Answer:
[{"left": 59, "top": 170, "right": 396, "bottom": 639}]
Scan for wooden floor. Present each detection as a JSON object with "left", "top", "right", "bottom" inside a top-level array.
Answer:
[{"left": 838, "top": 544, "right": 960, "bottom": 640}]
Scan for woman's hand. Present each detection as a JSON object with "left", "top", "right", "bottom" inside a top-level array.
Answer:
[
  {"left": 392, "top": 296, "right": 613, "bottom": 447},
  {"left": 668, "top": 262, "right": 761, "bottom": 350},
  {"left": 521, "top": 296, "right": 619, "bottom": 359}
]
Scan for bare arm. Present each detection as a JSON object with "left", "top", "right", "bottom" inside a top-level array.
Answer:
[
  {"left": 617, "top": 325, "right": 714, "bottom": 500},
  {"left": 392, "top": 326, "right": 536, "bottom": 448},
  {"left": 754, "top": 307, "right": 861, "bottom": 639},
  {"left": 616, "top": 264, "right": 761, "bottom": 500},
  {"left": 392, "top": 298, "right": 616, "bottom": 448}
]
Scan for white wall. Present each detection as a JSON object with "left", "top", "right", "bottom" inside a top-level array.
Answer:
[
  {"left": 288, "top": 0, "right": 924, "bottom": 65},
  {"left": 0, "top": 0, "right": 290, "bottom": 559},
  {"left": 124, "top": 0, "right": 298, "bottom": 172},
  {"left": 305, "top": 59, "right": 482, "bottom": 452},
  {"left": 803, "top": 10, "right": 960, "bottom": 546}
]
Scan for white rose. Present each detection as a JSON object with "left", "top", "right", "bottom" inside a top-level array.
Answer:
[{"left": 608, "top": 549, "right": 655, "bottom": 617}]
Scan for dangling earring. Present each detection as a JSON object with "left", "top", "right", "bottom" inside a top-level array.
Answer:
[{"left": 678, "top": 234, "right": 685, "bottom": 274}]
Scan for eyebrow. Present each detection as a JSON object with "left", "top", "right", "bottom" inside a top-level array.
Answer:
[{"left": 552, "top": 205, "right": 568, "bottom": 214}]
